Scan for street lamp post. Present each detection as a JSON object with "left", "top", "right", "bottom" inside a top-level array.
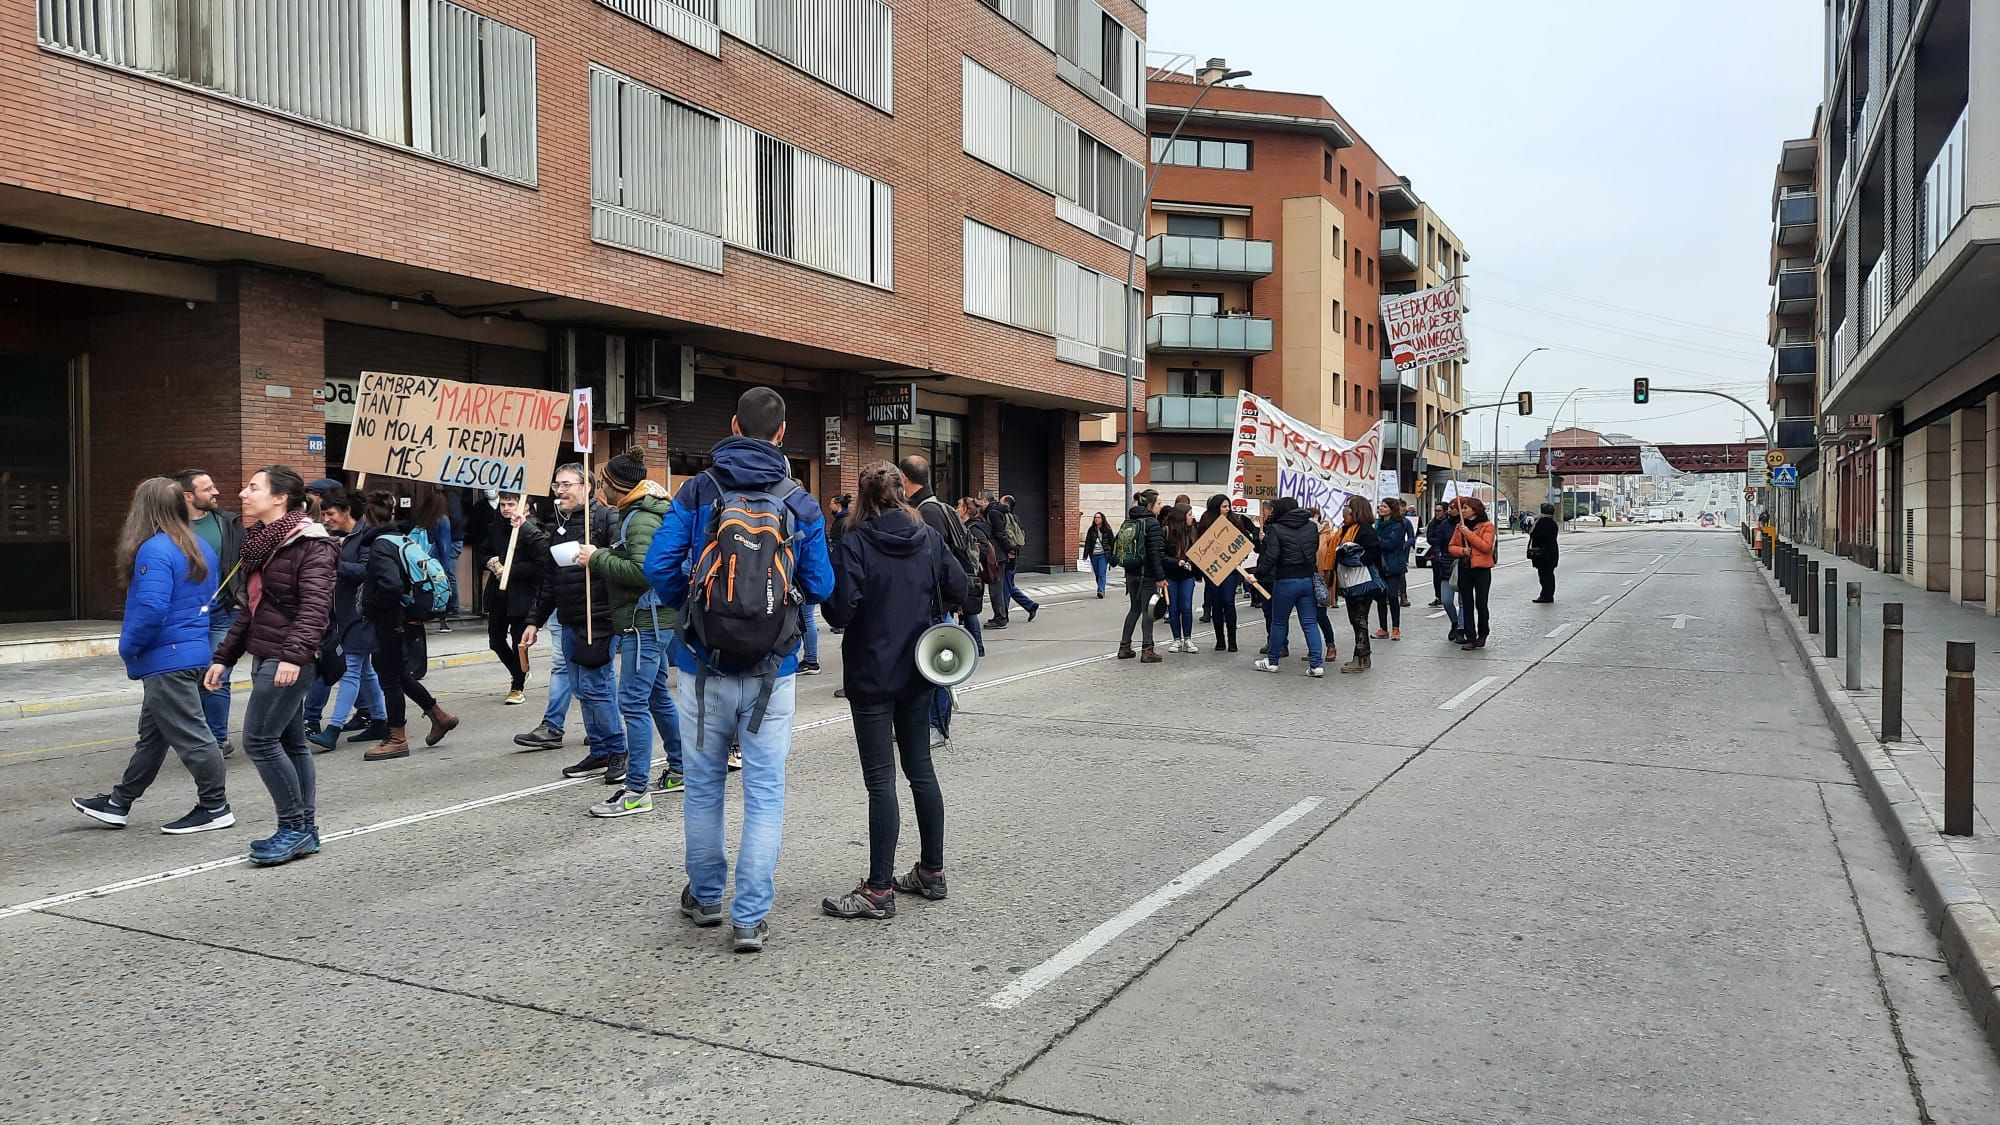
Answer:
[
  {"left": 1490, "top": 346, "right": 1548, "bottom": 525},
  {"left": 1122, "top": 67, "right": 1252, "bottom": 511},
  {"left": 1542, "top": 386, "right": 1586, "bottom": 514}
]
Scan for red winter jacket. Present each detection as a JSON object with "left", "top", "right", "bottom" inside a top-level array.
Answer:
[{"left": 215, "top": 522, "right": 339, "bottom": 668}]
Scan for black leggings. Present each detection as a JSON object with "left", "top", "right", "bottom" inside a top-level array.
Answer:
[
  {"left": 1120, "top": 576, "right": 1155, "bottom": 647},
  {"left": 369, "top": 618, "right": 436, "bottom": 727},
  {"left": 1458, "top": 568, "right": 1493, "bottom": 640},
  {"left": 486, "top": 586, "right": 527, "bottom": 690},
  {"left": 852, "top": 690, "right": 944, "bottom": 888},
  {"left": 1347, "top": 593, "right": 1374, "bottom": 657},
  {"left": 1375, "top": 573, "right": 1405, "bottom": 628}
]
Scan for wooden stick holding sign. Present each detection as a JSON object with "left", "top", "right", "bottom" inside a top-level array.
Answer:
[
  {"left": 1186, "top": 516, "right": 1269, "bottom": 599},
  {"left": 497, "top": 519, "right": 522, "bottom": 591},
  {"left": 574, "top": 387, "right": 595, "bottom": 645}
]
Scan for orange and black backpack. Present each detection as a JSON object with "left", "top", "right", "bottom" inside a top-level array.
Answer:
[{"left": 683, "top": 472, "right": 803, "bottom": 728}]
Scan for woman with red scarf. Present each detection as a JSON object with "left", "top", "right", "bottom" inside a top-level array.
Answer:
[{"left": 206, "top": 465, "right": 338, "bottom": 866}]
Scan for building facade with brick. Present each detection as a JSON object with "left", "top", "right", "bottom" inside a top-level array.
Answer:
[{"left": 0, "top": 0, "right": 1147, "bottom": 621}]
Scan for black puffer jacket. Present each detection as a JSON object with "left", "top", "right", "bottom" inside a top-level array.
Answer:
[
  {"left": 1256, "top": 507, "right": 1322, "bottom": 584},
  {"left": 480, "top": 514, "right": 551, "bottom": 620},
  {"left": 822, "top": 510, "right": 968, "bottom": 704},
  {"left": 330, "top": 523, "right": 378, "bottom": 655},
  {"left": 1529, "top": 515, "right": 1560, "bottom": 565},
  {"left": 1119, "top": 504, "right": 1166, "bottom": 582},
  {"left": 531, "top": 502, "right": 616, "bottom": 633}
]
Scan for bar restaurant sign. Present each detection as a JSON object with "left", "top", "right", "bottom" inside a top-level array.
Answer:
[{"left": 865, "top": 382, "right": 917, "bottom": 425}]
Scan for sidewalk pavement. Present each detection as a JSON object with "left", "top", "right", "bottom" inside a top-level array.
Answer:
[
  {"left": 1767, "top": 540, "right": 2000, "bottom": 1052},
  {"left": 0, "top": 570, "right": 1099, "bottom": 721}
]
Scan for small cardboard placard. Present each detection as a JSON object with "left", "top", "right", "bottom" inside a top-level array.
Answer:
[
  {"left": 1187, "top": 517, "right": 1255, "bottom": 585},
  {"left": 1241, "top": 455, "right": 1281, "bottom": 501}
]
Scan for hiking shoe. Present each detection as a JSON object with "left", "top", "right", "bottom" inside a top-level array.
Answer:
[
  {"left": 680, "top": 885, "right": 723, "bottom": 927},
  {"left": 601, "top": 753, "right": 629, "bottom": 786},
  {"left": 72, "top": 794, "right": 129, "bottom": 828},
  {"left": 652, "top": 770, "right": 685, "bottom": 795},
  {"left": 800, "top": 661, "right": 822, "bottom": 676},
  {"left": 505, "top": 689, "right": 526, "bottom": 706},
  {"left": 301, "top": 827, "right": 322, "bottom": 856},
  {"left": 560, "top": 754, "right": 609, "bottom": 779},
  {"left": 731, "top": 921, "right": 768, "bottom": 953},
  {"left": 1117, "top": 644, "right": 1136, "bottom": 659},
  {"left": 515, "top": 722, "right": 564, "bottom": 750},
  {"left": 1140, "top": 646, "right": 1162, "bottom": 663},
  {"left": 306, "top": 726, "right": 341, "bottom": 753},
  {"left": 893, "top": 865, "right": 948, "bottom": 901},
  {"left": 589, "top": 790, "right": 653, "bottom": 818},
  {"left": 727, "top": 747, "right": 742, "bottom": 772},
  {"left": 219, "top": 739, "right": 237, "bottom": 759},
  {"left": 249, "top": 827, "right": 314, "bottom": 866},
  {"left": 1252, "top": 658, "right": 1280, "bottom": 673},
  {"left": 823, "top": 883, "right": 896, "bottom": 920},
  {"left": 160, "top": 805, "right": 236, "bottom": 835}
]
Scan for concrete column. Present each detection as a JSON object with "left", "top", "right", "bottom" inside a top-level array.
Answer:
[
  {"left": 1908, "top": 422, "right": 1953, "bottom": 592},
  {"left": 1952, "top": 404, "right": 1987, "bottom": 603},
  {"left": 1987, "top": 392, "right": 2000, "bottom": 612}
]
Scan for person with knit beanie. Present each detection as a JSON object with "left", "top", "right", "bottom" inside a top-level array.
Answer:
[{"left": 576, "top": 447, "right": 684, "bottom": 817}]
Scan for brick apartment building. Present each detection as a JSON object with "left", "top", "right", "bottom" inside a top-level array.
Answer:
[
  {"left": 1076, "top": 61, "right": 1469, "bottom": 527},
  {"left": 0, "top": 0, "right": 1149, "bottom": 621}
]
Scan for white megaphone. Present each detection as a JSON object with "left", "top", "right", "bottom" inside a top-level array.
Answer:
[{"left": 914, "top": 622, "right": 979, "bottom": 688}]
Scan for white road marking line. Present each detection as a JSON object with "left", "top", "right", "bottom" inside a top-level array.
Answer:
[
  {"left": 1544, "top": 622, "right": 1576, "bottom": 639},
  {"left": 1649, "top": 554, "right": 1665, "bottom": 564},
  {"left": 1621, "top": 580, "right": 1635, "bottom": 586},
  {"left": 983, "top": 795, "right": 1325, "bottom": 1011},
  {"left": 1, "top": 652, "right": 1118, "bottom": 924},
  {"left": 1438, "top": 676, "right": 1499, "bottom": 711},
  {"left": 1593, "top": 594, "right": 1613, "bottom": 605},
  {"left": 1428, "top": 611, "right": 1447, "bottom": 619}
]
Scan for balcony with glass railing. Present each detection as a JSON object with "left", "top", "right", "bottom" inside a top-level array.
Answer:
[
  {"left": 1861, "top": 254, "right": 1887, "bottom": 342},
  {"left": 1380, "top": 228, "right": 1419, "bottom": 272},
  {"left": 1145, "top": 395, "right": 1235, "bottom": 433},
  {"left": 1380, "top": 358, "right": 1419, "bottom": 394},
  {"left": 1920, "top": 105, "right": 1970, "bottom": 269},
  {"left": 1774, "top": 193, "right": 1816, "bottom": 245},
  {"left": 1774, "top": 343, "right": 1817, "bottom": 384},
  {"left": 1145, "top": 234, "right": 1274, "bottom": 279},
  {"left": 1145, "top": 313, "right": 1275, "bottom": 355},
  {"left": 1773, "top": 265, "right": 1816, "bottom": 315},
  {"left": 1381, "top": 421, "right": 1422, "bottom": 451}
]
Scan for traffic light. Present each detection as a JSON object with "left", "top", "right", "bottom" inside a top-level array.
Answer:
[
  {"left": 1633, "top": 377, "right": 1650, "bottom": 404},
  {"left": 1415, "top": 473, "right": 1428, "bottom": 495},
  {"left": 1517, "top": 390, "right": 1533, "bottom": 416}
]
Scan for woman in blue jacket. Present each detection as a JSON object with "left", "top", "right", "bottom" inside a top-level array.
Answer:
[
  {"left": 72, "top": 477, "right": 234, "bottom": 834},
  {"left": 820, "top": 463, "right": 968, "bottom": 920},
  {"left": 1372, "top": 498, "right": 1412, "bottom": 641}
]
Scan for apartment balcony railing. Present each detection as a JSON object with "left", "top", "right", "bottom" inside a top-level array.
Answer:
[
  {"left": 1836, "top": 153, "right": 1853, "bottom": 214},
  {"left": 1776, "top": 419, "right": 1818, "bottom": 450},
  {"left": 1831, "top": 318, "right": 1855, "bottom": 391},
  {"left": 1774, "top": 193, "right": 1817, "bottom": 245},
  {"left": 1774, "top": 343, "right": 1817, "bottom": 383},
  {"left": 1381, "top": 421, "right": 1422, "bottom": 451},
  {"left": 1920, "top": 105, "right": 1970, "bottom": 270},
  {"left": 1861, "top": 254, "right": 1887, "bottom": 343},
  {"left": 1380, "top": 228, "right": 1419, "bottom": 272},
  {"left": 1145, "top": 395, "right": 1235, "bottom": 433},
  {"left": 1774, "top": 268, "right": 1817, "bottom": 314},
  {"left": 1145, "top": 313, "right": 1274, "bottom": 355},
  {"left": 1380, "top": 358, "right": 1419, "bottom": 394},
  {"left": 1145, "top": 234, "right": 1274, "bottom": 279}
]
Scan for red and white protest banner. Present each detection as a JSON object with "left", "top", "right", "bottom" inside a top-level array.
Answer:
[
  {"left": 1227, "top": 392, "right": 1384, "bottom": 513},
  {"left": 1380, "top": 283, "right": 1467, "bottom": 371}
]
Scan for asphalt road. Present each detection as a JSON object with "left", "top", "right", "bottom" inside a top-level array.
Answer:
[{"left": 3, "top": 527, "right": 1998, "bottom": 1123}]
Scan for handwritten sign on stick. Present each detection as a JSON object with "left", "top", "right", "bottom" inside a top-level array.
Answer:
[
  {"left": 1241, "top": 456, "right": 1281, "bottom": 501},
  {"left": 344, "top": 372, "right": 570, "bottom": 497},
  {"left": 1187, "top": 518, "right": 1254, "bottom": 585}
]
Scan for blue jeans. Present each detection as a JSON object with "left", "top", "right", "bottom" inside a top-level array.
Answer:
[
  {"left": 244, "top": 658, "right": 315, "bottom": 829},
  {"left": 1167, "top": 575, "right": 1196, "bottom": 640},
  {"left": 541, "top": 620, "right": 577, "bottom": 733},
  {"left": 928, "top": 614, "right": 953, "bottom": 735},
  {"left": 1439, "top": 571, "right": 1463, "bottom": 631},
  {"left": 799, "top": 604, "right": 819, "bottom": 664},
  {"left": 961, "top": 610, "right": 983, "bottom": 650},
  {"left": 200, "top": 607, "right": 238, "bottom": 742},
  {"left": 1089, "top": 553, "right": 1109, "bottom": 593},
  {"left": 675, "top": 671, "right": 797, "bottom": 928},
  {"left": 561, "top": 625, "right": 624, "bottom": 761},
  {"left": 326, "top": 653, "right": 385, "bottom": 727},
  {"left": 1004, "top": 561, "right": 1038, "bottom": 613},
  {"left": 1267, "top": 577, "right": 1324, "bottom": 669},
  {"left": 615, "top": 628, "right": 680, "bottom": 787},
  {"left": 435, "top": 518, "right": 460, "bottom": 615}
]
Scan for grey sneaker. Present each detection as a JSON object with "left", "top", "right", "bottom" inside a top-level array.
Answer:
[
  {"left": 588, "top": 790, "right": 653, "bottom": 818},
  {"left": 731, "top": 921, "right": 768, "bottom": 953},
  {"left": 680, "top": 885, "right": 723, "bottom": 928}
]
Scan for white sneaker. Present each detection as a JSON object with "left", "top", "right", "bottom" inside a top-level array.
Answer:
[
  {"left": 1308, "top": 666, "right": 1326, "bottom": 678},
  {"left": 1252, "top": 658, "right": 1280, "bottom": 673}
]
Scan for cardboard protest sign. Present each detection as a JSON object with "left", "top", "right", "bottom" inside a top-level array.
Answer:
[
  {"left": 344, "top": 372, "right": 570, "bottom": 497},
  {"left": 1380, "top": 284, "right": 1467, "bottom": 371},
  {"left": 1228, "top": 392, "right": 1384, "bottom": 514},
  {"left": 1241, "top": 456, "right": 1280, "bottom": 500},
  {"left": 1187, "top": 517, "right": 1254, "bottom": 584}
]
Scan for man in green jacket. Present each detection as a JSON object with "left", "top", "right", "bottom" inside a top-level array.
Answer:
[{"left": 576, "top": 448, "right": 683, "bottom": 816}]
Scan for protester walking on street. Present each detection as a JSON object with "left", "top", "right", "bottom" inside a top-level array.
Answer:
[
  {"left": 1161, "top": 504, "right": 1200, "bottom": 652},
  {"left": 958, "top": 496, "right": 997, "bottom": 658},
  {"left": 1194, "top": 495, "right": 1250, "bottom": 652},
  {"left": 1450, "top": 497, "right": 1498, "bottom": 649},
  {"left": 519, "top": 465, "right": 621, "bottom": 779},
  {"left": 72, "top": 478, "right": 234, "bottom": 834},
  {"left": 356, "top": 490, "right": 460, "bottom": 762},
  {"left": 1255, "top": 497, "right": 1326, "bottom": 676},
  {"left": 304, "top": 491, "right": 387, "bottom": 753},
  {"left": 1116, "top": 490, "right": 1168, "bottom": 663},
  {"left": 1373, "top": 499, "right": 1411, "bottom": 641},
  {"left": 820, "top": 463, "right": 968, "bottom": 920},
  {"left": 177, "top": 468, "right": 243, "bottom": 758},
  {"left": 582, "top": 447, "right": 683, "bottom": 813},
  {"left": 985, "top": 494, "right": 1037, "bottom": 627},
  {"left": 1333, "top": 496, "right": 1383, "bottom": 674},
  {"left": 1081, "top": 512, "right": 1112, "bottom": 598},
  {"left": 646, "top": 387, "right": 835, "bottom": 953},
  {"left": 513, "top": 465, "right": 607, "bottom": 755},
  {"left": 203, "top": 466, "right": 337, "bottom": 866},
  {"left": 477, "top": 491, "right": 549, "bottom": 707},
  {"left": 1529, "top": 503, "right": 1561, "bottom": 603}
]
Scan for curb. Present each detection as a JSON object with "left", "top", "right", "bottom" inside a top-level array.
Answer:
[
  {"left": 1756, "top": 552, "right": 2000, "bottom": 1056},
  {"left": 0, "top": 649, "right": 499, "bottom": 722}
]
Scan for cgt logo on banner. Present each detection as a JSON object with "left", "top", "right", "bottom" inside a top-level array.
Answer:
[
  {"left": 1228, "top": 392, "right": 1384, "bottom": 514},
  {"left": 1380, "top": 284, "right": 1467, "bottom": 371}
]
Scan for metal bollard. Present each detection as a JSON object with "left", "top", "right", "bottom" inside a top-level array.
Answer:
[
  {"left": 1944, "top": 640, "right": 1975, "bottom": 836},
  {"left": 1778, "top": 543, "right": 1790, "bottom": 594},
  {"left": 1845, "top": 582, "right": 1862, "bottom": 690},
  {"left": 1789, "top": 547, "right": 1801, "bottom": 605},
  {"left": 1881, "top": 603, "right": 1903, "bottom": 742},
  {"left": 1807, "top": 560, "right": 1820, "bottom": 633},
  {"left": 1797, "top": 555, "right": 1810, "bottom": 618},
  {"left": 1824, "top": 568, "right": 1839, "bottom": 658}
]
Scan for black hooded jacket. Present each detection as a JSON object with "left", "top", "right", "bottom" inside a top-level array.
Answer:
[
  {"left": 531, "top": 501, "right": 616, "bottom": 633},
  {"left": 1257, "top": 507, "right": 1322, "bottom": 584},
  {"left": 822, "top": 510, "right": 968, "bottom": 704},
  {"left": 1119, "top": 504, "right": 1167, "bottom": 582}
]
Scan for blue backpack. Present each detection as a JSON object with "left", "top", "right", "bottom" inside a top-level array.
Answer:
[{"left": 378, "top": 531, "right": 451, "bottom": 620}]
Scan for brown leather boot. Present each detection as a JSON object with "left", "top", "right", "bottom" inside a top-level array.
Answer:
[
  {"left": 364, "top": 727, "right": 410, "bottom": 761},
  {"left": 424, "top": 705, "right": 460, "bottom": 747},
  {"left": 1117, "top": 643, "right": 1136, "bottom": 659},
  {"left": 1140, "top": 645, "right": 1163, "bottom": 663}
]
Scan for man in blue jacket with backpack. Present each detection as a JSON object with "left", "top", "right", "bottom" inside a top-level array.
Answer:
[{"left": 645, "top": 387, "right": 834, "bottom": 954}]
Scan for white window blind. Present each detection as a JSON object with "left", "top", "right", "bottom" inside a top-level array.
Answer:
[
  {"left": 961, "top": 57, "right": 1141, "bottom": 247},
  {"left": 38, "top": 0, "right": 538, "bottom": 184},
  {"left": 717, "top": 0, "right": 893, "bottom": 112},
  {"left": 963, "top": 219, "right": 1134, "bottom": 372},
  {"left": 597, "top": 0, "right": 722, "bottom": 56}
]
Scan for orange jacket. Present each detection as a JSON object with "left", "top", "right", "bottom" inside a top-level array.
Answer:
[{"left": 1449, "top": 518, "right": 1497, "bottom": 568}]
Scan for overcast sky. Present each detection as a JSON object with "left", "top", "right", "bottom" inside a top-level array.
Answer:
[{"left": 1149, "top": 0, "right": 1824, "bottom": 453}]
